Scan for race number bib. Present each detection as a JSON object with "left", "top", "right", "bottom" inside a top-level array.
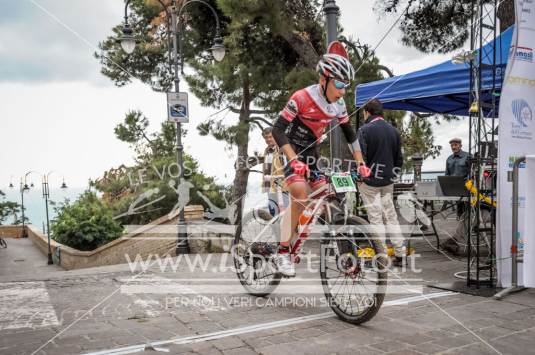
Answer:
[{"left": 331, "top": 173, "right": 357, "bottom": 193}]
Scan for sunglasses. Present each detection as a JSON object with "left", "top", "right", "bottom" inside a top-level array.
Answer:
[{"left": 333, "top": 79, "right": 350, "bottom": 90}]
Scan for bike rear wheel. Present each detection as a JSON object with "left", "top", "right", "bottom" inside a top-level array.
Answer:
[
  {"left": 232, "top": 209, "right": 281, "bottom": 297},
  {"left": 320, "top": 215, "right": 387, "bottom": 324}
]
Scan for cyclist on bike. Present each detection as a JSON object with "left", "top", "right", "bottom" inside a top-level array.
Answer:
[{"left": 271, "top": 42, "right": 370, "bottom": 277}]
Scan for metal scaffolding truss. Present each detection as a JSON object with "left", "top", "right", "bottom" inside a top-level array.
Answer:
[{"left": 466, "top": 0, "right": 500, "bottom": 289}]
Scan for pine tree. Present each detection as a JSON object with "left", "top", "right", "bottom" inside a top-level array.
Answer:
[{"left": 375, "top": 0, "right": 514, "bottom": 54}]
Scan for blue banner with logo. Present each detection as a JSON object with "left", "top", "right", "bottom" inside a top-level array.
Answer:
[{"left": 497, "top": 0, "right": 535, "bottom": 287}]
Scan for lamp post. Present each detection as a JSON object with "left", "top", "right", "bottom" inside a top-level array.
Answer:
[
  {"left": 19, "top": 179, "right": 29, "bottom": 238},
  {"left": 121, "top": 0, "right": 226, "bottom": 255},
  {"left": 323, "top": 0, "right": 342, "bottom": 168},
  {"left": 411, "top": 153, "right": 424, "bottom": 182},
  {"left": 9, "top": 171, "right": 38, "bottom": 238},
  {"left": 42, "top": 172, "right": 67, "bottom": 265}
]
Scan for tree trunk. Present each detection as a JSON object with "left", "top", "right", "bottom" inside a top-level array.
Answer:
[
  {"left": 277, "top": 30, "right": 320, "bottom": 70},
  {"left": 497, "top": 0, "right": 515, "bottom": 32},
  {"left": 231, "top": 77, "right": 252, "bottom": 232}
]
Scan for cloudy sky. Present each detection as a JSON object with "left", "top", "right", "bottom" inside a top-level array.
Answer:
[{"left": 0, "top": 0, "right": 467, "bottom": 189}]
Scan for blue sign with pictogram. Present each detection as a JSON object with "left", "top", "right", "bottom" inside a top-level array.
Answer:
[{"left": 167, "top": 92, "right": 189, "bottom": 123}]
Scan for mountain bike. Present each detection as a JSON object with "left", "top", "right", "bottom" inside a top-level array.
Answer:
[{"left": 233, "top": 170, "right": 387, "bottom": 324}]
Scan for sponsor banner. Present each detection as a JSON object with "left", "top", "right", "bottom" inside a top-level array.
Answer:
[
  {"left": 510, "top": 46, "right": 533, "bottom": 63},
  {"left": 497, "top": 0, "right": 535, "bottom": 287}
]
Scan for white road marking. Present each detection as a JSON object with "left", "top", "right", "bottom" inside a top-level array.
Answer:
[
  {"left": 84, "top": 291, "right": 456, "bottom": 355},
  {"left": 0, "top": 281, "right": 59, "bottom": 330}
]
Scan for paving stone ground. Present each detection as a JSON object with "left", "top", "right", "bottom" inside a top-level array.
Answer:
[{"left": 0, "top": 216, "right": 534, "bottom": 355}]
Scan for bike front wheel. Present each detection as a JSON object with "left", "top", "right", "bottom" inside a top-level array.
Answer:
[
  {"left": 232, "top": 209, "right": 281, "bottom": 297},
  {"left": 320, "top": 215, "right": 387, "bottom": 324}
]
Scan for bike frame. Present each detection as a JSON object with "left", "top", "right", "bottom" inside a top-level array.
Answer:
[
  {"left": 289, "top": 183, "right": 335, "bottom": 262},
  {"left": 248, "top": 171, "right": 357, "bottom": 264}
]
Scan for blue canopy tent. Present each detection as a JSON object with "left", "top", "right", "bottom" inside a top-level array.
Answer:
[{"left": 355, "top": 26, "right": 513, "bottom": 117}]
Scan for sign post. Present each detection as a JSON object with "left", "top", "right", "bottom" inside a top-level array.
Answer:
[{"left": 167, "top": 92, "right": 189, "bottom": 123}]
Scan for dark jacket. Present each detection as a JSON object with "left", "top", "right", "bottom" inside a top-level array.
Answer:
[
  {"left": 445, "top": 150, "right": 470, "bottom": 178},
  {"left": 357, "top": 115, "right": 403, "bottom": 187}
]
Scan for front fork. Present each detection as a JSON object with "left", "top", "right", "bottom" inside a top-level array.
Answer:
[{"left": 323, "top": 201, "right": 359, "bottom": 275}]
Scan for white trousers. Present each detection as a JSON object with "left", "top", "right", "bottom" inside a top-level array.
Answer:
[{"left": 358, "top": 182, "right": 405, "bottom": 257}]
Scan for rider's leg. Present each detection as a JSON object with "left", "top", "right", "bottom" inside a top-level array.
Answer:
[
  {"left": 280, "top": 182, "right": 308, "bottom": 248},
  {"left": 274, "top": 180, "right": 307, "bottom": 278},
  {"left": 274, "top": 144, "right": 315, "bottom": 277}
]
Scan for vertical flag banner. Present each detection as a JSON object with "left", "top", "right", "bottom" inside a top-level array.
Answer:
[{"left": 497, "top": 0, "right": 535, "bottom": 287}]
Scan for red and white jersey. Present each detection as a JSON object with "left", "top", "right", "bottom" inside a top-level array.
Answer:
[{"left": 280, "top": 84, "right": 349, "bottom": 146}]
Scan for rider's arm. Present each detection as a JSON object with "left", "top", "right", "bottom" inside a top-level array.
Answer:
[
  {"left": 274, "top": 92, "right": 306, "bottom": 162},
  {"left": 339, "top": 121, "right": 365, "bottom": 165},
  {"left": 272, "top": 116, "right": 299, "bottom": 161}
]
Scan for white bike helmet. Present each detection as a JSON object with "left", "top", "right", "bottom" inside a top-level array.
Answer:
[{"left": 316, "top": 53, "right": 355, "bottom": 82}]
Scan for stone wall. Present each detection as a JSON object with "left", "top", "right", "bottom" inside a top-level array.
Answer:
[
  {"left": 0, "top": 225, "right": 24, "bottom": 238},
  {"left": 25, "top": 205, "right": 234, "bottom": 270}
]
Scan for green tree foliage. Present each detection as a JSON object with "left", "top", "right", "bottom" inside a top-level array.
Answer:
[
  {"left": 0, "top": 190, "right": 23, "bottom": 225},
  {"left": 374, "top": 0, "right": 514, "bottom": 54},
  {"left": 91, "top": 111, "right": 226, "bottom": 225},
  {"left": 51, "top": 191, "right": 123, "bottom": 251},
  {"left": 386, "top": 112, "right": 442, "bottom": 171}
]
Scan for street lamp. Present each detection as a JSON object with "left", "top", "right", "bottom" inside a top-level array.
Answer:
[
  {"left": 120, "top": 24, "right": 136, "bottom": 54},
  {"left": 42, "top": 172, "right": 67, "bottom": 265},
  {"left": 209, "top": 36, "right": 226, "bottom": 62},
  {"left": 121, "top": 0, "right": 226, "bottom": 62},
  {"left": 10, "top": 171, "right": 38, "bottom": 238},
  {"left": 19, "top": 179, "right": 29, "bottom": 238},
  {"left": 121, "top": 0, "right": 226, "bottom": 255},
  {"left": 411, "top": 153, "right": 424, "bottom": 182}
]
